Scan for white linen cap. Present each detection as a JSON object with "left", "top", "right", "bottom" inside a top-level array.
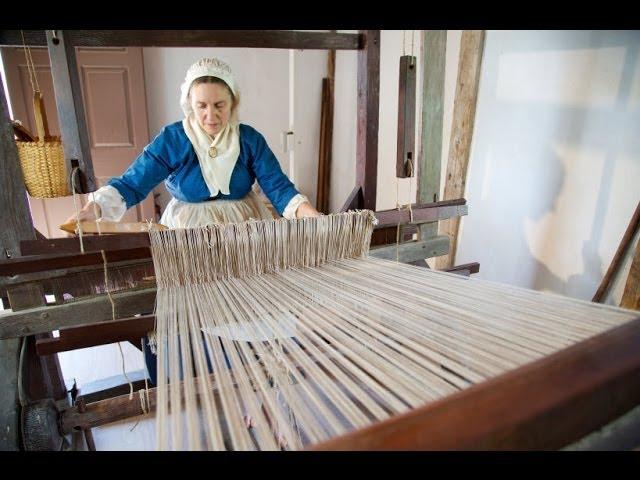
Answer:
[{"left": 179, "top": 58, "right": 237, "bottom": 117}]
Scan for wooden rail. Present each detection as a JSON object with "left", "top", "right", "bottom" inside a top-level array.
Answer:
[
  {"left": 0, "top": 287, "right": 156, "bottom": 340},
  {"left": 0, "top": 30, "right": 363, "bottom": 50}
]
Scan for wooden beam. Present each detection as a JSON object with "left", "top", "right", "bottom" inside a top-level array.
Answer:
[
  {"left": 0, "top": 258, "right": 153, "bottom": 290},
  {"left": 340, "top": 185, "right": 363, "bottom": 212},
  {"left": 370, "top": 225, "right": 416, "bottom": 248},
  {"left": 316, "top": 77, "right": 334, "bottom": 214},
  {"left": 0, "top": 287, "right": 157, "bottom": 340},
  {"left": 46, "top": 30, "right": 95, "bottom": 193},
  {"left": 311, "top": 316, "right": 640, "bottom": 450},
  {"left": 0, "top": 247, "right": 151, "bottom": 276},
  {"left": 442, "top": 262, "right": 480, "bottom": 276},
  {"left": 593, "top": 201, "right": 640, "bottom": 303},
  {"left": 369, "top": 236, "right": 449, "bottom": 263},
  {"left": 436, "top": 30, "right": 485, "bottom": 270},
  {"left": 374, "top": 199, "right": 467, "bottom": 229},
  {"left": 417, "top": 31, "right": 447, "bottom": 243},
  {"left": 79, "top": 370, "right": 149, "bottom": 405},
  {"left": 20, "top": 232, "right": 151, "bottom": 255},
  {"left": 61, "top": 387, "right": 158, "bottom": 434},
  {"left": 621, "top": 239, "right": 640, "bottom": 311},
  {"left": 396, "top": 56, "right": 417, "bottom": 178},
  {"left": 0, "top": 30, "right": 363, "bottom": 50},
  {"left": 35, "top": 314, "right": 155, "bottom": 355},
  {"left": 356, "top": 30, "right": 380, "bottom": 211}
]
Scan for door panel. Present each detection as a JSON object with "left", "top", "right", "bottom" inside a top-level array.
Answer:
[{"left": 1, "top": 46, "right": 153, "bottom": 237}]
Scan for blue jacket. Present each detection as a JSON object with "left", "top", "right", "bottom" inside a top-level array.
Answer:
[{"left": 107, "top": 122, "right": 300, "bottom": 216}]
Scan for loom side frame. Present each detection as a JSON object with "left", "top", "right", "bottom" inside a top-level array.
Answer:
[{"left": 2, "top": 28, "right": 626, "bottom": 451}]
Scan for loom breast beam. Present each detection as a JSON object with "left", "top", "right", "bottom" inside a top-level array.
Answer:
[{"left": 46, "top": 30, "right": 95, "bottom": 193}]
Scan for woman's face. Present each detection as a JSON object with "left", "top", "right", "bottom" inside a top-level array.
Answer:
[{"left": 190, "top": 82, "right": 234, "bottom": 136}]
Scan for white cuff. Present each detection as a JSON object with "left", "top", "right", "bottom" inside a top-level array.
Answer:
[
  {"left": 90, "top": 185, "right": 127, "bottom": 222},
  {"left": 282, "top": 194, "right": 309, "bottom": 220}
]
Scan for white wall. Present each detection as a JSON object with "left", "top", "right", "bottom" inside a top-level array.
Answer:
[
  {"left": 456, "top": 30, "right": 640, "bottom": 300},
  {"left": 292, "top": 49, "right": 327, "bottom": 205}
]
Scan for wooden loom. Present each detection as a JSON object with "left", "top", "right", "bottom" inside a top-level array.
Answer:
[{"left": 0, "top": 30, "right": 639, "bottom": 451}]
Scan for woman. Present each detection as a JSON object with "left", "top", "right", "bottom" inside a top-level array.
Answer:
[
  {"left": 69, "top": 58, "right": 321, "bottom": 388},
  {"left": 70, "top": 57, "right": 320, "bottom": 227}
]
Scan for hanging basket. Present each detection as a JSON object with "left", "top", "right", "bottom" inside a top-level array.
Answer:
[{"left": 14, "top": 91, "right": 69, "bottom": 198}]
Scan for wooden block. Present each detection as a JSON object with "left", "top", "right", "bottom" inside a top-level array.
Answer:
[{"left": 396, "top": 55, "right": 417, "bottom": 178}]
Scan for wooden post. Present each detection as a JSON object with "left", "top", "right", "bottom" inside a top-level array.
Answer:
[
  {"left": 46, "top": 30, "right": 96, "bottom": 193},
  {"left": 621, "top": 239, "right": 640, "bottom": 311},
  {"left": 0, "top": 73, "right": 36, "bottom": 450},
  {"left": 593, "top": 201, "right": 640, "bottom": 303},
  {"left": 356, "top": 30, "right": 380, "bottom": 212},
  {"left": 417, "top": 31, "right": 447, "bottom": 244},
  {"left": 316, "top": 39, "right": 335, "bottom": 214},
  {"left": 7, "top": 284, "right": 67, "bottom": 403},
  {"left": 436, "top": 30, "right": 485, "bottom": 270}
]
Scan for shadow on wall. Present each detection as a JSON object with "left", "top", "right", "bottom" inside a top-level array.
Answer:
[
  {"left": 533, "top": 35, "right": 639, "bottom": 299},
  {"left": 461, "top": 30, "right": 640, "bottom": 300}
]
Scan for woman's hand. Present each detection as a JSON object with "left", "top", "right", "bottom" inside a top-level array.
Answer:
[
  {"left": 63, "top": 201, "right": 102, "bottom": 235},
  {"left": 295, "top": 202, "right": 322, "bottom": 219}
]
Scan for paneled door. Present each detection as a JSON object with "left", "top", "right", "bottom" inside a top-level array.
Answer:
[{"left": 1, "top": 46, "right": 154, "bottom": 237}]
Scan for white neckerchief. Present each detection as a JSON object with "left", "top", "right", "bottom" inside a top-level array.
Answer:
[{"left": 182, "top": 115, "right": 240, "bottom": 197}]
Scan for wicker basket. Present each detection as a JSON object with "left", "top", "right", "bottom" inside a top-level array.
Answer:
[{"left": 15, "top": 91, "right": 69, "bottom": 198}]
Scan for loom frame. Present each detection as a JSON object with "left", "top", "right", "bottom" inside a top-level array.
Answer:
[{"left": 1, "top": 29, "right": 637, "bottom": 451}]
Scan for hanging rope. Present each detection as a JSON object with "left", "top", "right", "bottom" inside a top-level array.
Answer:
[
  {"left": 411, "top": 30, "right": 415, "bottom": 58},
  {"left": 21, "top": 31, "right": 41, "bottom": 95},
  {"left": 91, "top": 192, "right": 103, "bottom": 235},
  {"left": 70, "top": 168, "right": 85, "bottom": 253},
  {"left": 100, "top": 249, "right": 135, "bottom": 400}
]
